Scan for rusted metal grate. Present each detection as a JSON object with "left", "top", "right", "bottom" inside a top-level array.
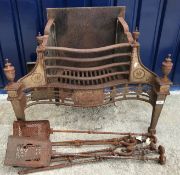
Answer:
[
  {"left": 23, "top": 83, "right": 155, "bottom": 108},
  {"left": 44, "top": 51, "right": 131, "bottom": 86}
]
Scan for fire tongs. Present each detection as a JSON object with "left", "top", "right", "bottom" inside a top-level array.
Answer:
[{"left": 4, "top": 120, "right": 166, "bottom": 174}]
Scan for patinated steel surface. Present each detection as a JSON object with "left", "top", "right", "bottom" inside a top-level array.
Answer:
[
  {"left": 12, "top": 120, "right": 156, "bottom": 139},
  {"left": 13, "top": 120, "right": 51, "bottom": 139},
  {"left": 4, "top": 132, "right": 166, "bottom": 174},
  {"left": 5, "top": 119, "right": 166, "bottom": 173},
  {"left": 4, "top": 136, "right": 52, "bottom": 168},
  {"left": 4, "top": 7, "right": 173, "bottom": 134},
  {"left": 47, "top": 7, "right": 125, "bottom": 49},
  {"left": 73, "top": 89, "right": 104, "bottom": 106}
]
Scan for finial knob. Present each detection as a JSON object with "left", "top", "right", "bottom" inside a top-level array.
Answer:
[
  {"left": 3, "top": 58, "right": 15, "bottom": 83},
  {"left": 161, "top": 54, "right": 173, "bottom": 82},
  {"left": 133, "top": 27, "right": 140, "bottom": 43}
]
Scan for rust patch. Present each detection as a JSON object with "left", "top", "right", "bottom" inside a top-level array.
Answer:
[
  {"left": 4, "top": 136, "right": 52, "bottom": 168},
  {"left": 73, "top": 89, "right": 104, "bottom": 107}
]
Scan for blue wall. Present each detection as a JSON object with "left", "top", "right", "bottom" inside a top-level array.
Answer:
[{"left": 0, "top": 0, "right": 180, "bottom": 87}]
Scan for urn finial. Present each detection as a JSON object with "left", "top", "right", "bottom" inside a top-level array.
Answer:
[
  {"left": 161, "top": 54, "right": 173, "bottom": 82},
  {"left": 3, "top": 58, "right": 15, "bottom": 83},
  {"left": 133, "top": 27, "right": 140, "bottom": 43}
]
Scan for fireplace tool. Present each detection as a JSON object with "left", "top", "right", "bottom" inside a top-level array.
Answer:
[
  {"left": 4, "top": 135, "right": 166, "bottom": 174},
  {"left": 4, "top": 120, "right": 166, "bottom": 174},
  {"left": 13, "top": 120, "right": 157, "bottom": 146},
  {"left": 3, "top": 135, "right": 145, "bottom": 167}
]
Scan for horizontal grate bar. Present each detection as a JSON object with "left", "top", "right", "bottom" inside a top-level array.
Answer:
[
  {"left": 45, "top": 62, "right": 130, "bottom": 71},
  {"left": 45, "top": 43, "right": 131, "bottom": 53},
  {"left": 44, "top": 53, "right": 131, "bottom": 62},
  {"left": 47, "top": 71, "right": 129, "bottom": 80},
  {"left": 46, "top": 79, "right": 129, "bottom": 90}
]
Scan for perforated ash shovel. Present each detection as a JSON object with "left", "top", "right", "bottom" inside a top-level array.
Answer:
[
  {"left": 13, "top": 120, "right": 138, "bottom": 147},
  {"left": 13, "top": 120, "right": 51, "bottom": 140},
  {"left": 4, "top": 135, "right": 121, "bottom": 168},
  {"left": 13, "top": 120, "right": 157, "bottom": 146},
  {"left": 4, "top": 135, "right": 52, "bottom": 168},
  {"left": 4, "top": 134, "right": 139, "bottom": 168}
]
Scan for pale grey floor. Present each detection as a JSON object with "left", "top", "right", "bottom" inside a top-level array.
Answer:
[{"left": 0, "top": 93, "right": 180, "bottom": 175}]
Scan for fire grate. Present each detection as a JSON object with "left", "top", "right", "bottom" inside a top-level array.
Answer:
[
  {"left": 3, "top": 6, "right": 173, "bottom": 154},
  {"left": 45, "top": 52, "right": 131, "bottom": 86}
]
